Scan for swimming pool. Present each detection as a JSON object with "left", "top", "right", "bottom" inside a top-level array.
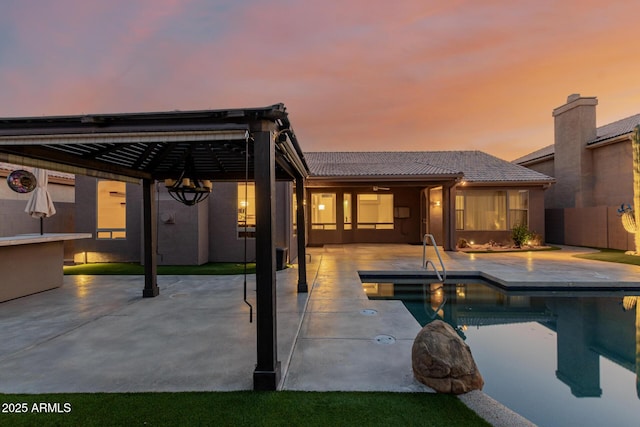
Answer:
[{"left": 361, "top": 277, "right": 640, "bottom": 427}]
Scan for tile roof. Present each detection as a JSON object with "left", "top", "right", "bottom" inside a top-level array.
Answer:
[
  {"left": 306, "top": 151, "right": 554, "bottom": 183},
  {"left": 514, "top": 113, "right": 640, "bottom": 164},
  {"left": 512, "top": 144, "right": 554, "bottom": 165},
  {"left": 588, "top": 113, "right": 640, "bottom": 145}
]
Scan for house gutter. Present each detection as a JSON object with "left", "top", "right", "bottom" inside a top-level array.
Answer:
[
  {"left": 586, "top": 133, "right": 632, "bottom": 149},
  {"left": 460, "top": 180, "right": 555, "bottom": 188},
  {"left": 306, "top": 173, "right": 464, "bottom": 184},
  {"left": 516, "top": 154, "right": 555, "bottom": 167}
]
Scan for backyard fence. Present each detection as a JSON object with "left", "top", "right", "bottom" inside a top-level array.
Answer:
[{"left": 546, "top": 207, "right": 635, "bottom": 251}]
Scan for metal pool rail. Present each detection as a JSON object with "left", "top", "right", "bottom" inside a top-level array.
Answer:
[{"left": 422, "top": 233, "right": 446, "bottom": 281}]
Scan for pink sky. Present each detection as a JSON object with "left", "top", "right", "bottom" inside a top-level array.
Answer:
[{"left": 1, "top": 0, "right": 639, "bottom": 161}]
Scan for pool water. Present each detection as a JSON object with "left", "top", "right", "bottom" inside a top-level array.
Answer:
[{"left": 362, "top": 281, "right": 640, "bottom": 427}]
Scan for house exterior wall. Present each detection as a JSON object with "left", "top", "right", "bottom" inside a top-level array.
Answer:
[
  {"left": 305, "top": 183, "right": 546, "bottom": 248},
  {"left": 0, "top": 199, "right": 76, "bottom": 259},
  {"left": 306, "top": 186, "right": 424, "bottom": 246},
  {"left": 75, "top": 178, "right": 296, "bottom": 265},
  {"left": 0, "top": 199, "right": 75, "bottom": 237},
  {"left": 552, "top": 95, "right": 598, "bottom": 209},
  {"left": 455, "top": 185, "right": 546, "bottom": 246},
  {"left": 0, "top": 169, "right": 75, "bottom": 258},
  {"left": 0, "top": 177, "right": 75, "bottom": 203},
  {"left": 591, "top": 141, "right": 633, "bottom": 207},
  {"left": 207, "top": 181, "right": 294, "bottom": 263},
  {"left": 208, "top": 182, "right": 247, "bottom": 262},
  {"left": 156, "top": 189, "right": 209, "bottom": 265},
  {"left": 276, "top": 181, "right": 297, "bottom": 263},
  {"left": 0, "top": 170, "right": 75, "bottom": 238},
  {"left": 74, "top": 176, "right": 142, "bottom": 263},
  {"left": 525, "top": 158, "right": 556, "bottom": 209},
  {"left": 521, "top": 95, "right": 638, "bottom": 249}
]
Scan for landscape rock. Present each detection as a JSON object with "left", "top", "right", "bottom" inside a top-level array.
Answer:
[{"left": 412, "top": 320, "right": 484, "bottom": 394}]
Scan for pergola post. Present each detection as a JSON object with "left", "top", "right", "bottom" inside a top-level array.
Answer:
[
  {"left": 142, "top": 178, "right": 159, "bottom": 297},
  {"left": 295, "top": 178, "right": 308, "bottom": 293},
  {"left": 253, "top": 129, "right": 281, "bottom": 390}
]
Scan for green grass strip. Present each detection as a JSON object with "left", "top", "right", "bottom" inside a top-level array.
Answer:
[
  {"left": 0, "top": 391, "right": 490, "bottom": 427},
  {"left": 573, "top": 248, "right": 640, "bottom": 266},
  {"left": 63, "top": 262, "right": 256, "bottom": 275}
]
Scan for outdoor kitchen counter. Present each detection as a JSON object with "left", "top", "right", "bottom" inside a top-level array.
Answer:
[{"left": 0, "top": 233, "right": 92, "bottom": 303}]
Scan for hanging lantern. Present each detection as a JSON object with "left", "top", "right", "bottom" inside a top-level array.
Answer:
[{"left": 165, "top": 155, "right": 212, "bottom": 206}]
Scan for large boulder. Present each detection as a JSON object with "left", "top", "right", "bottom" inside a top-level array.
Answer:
[{"left": 412, "top": 320, "right": 484, "bottom": 394}]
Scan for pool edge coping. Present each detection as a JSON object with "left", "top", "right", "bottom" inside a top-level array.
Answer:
[{"left": 358, "top": 270, "right": 640, "bottom": 294}]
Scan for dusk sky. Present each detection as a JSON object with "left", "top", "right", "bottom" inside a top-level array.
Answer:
[{"left": 1, "top": 0, "right": 639, "bottom": 161}]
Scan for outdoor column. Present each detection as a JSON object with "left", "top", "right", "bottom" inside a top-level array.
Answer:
[
  {"left": 142, "top": 178, "right": 159, "bottom": 297},
  {"left": 253, "top": 129, "right": 281, "bottom": 390},
  {"left": 443, "top": 183, "right": 457, "bottom": 251},
  {"left": 295, "top": 177, "right": 308, "bottom": 293}
]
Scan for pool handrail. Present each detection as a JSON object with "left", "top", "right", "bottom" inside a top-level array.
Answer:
[{"left": 422, "top": 233, "right": 447, "bottom": 281}]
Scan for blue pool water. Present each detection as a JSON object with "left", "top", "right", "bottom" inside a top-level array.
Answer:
[{"left": 362, "top": 280, "right": 640, "bottom": 427}]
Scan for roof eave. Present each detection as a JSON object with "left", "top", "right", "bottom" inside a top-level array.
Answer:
[
  {"left": 516, "top": 153, "right": 555, "bottom": 166},
  {"left": 587, "top": 132, "right": 633, "bottom": 148},
  {"left": 307, "top": 173, "right": 463, "bottom": 183},
  {"left": 462, "top": 179, "right": 555, "bottom": 187}
]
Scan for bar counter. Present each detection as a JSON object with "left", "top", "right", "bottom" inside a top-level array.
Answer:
[{"left": 0, "top": 233, "right": 92, "bottom": 302}]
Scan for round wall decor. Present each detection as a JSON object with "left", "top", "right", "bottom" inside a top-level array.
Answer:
[{"left": 7, "top": 170, "right": 37, "bottom": 193}]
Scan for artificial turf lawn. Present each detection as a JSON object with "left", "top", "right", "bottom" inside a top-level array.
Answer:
[
  {"left": 0, "top": 391, "right": 490, "bottom": 427},
  {"left": 63, "top": 262, "right": 256, "bottom": 275},
  {"left": 573, "top": 248, "right": 640, "bottom": 266}
]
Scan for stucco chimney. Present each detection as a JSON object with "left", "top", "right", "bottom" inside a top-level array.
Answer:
[{"left": 551, "top": 94, "right": 598, "bottom": 208}]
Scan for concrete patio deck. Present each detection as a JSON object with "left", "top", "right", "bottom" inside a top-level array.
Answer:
[{"left": 2, "top": 244, "right": 639, "bottom": 426}]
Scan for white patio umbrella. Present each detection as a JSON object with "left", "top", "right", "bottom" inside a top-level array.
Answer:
[{"left": 24, "top": 168, "right": 56, "bottom": 234}]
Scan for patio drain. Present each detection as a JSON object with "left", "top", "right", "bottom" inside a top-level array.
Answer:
[
  {"left": 373, "top": 334, "right": 396, "bottom": 345},
  {"left": 360, "top": 309, "right": 378, "bottom": 316}
]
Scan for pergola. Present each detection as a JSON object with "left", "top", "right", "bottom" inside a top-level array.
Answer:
[{"left": 0, "top": 103, "right": 309, "bottom": 390}]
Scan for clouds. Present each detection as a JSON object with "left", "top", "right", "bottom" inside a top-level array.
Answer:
[{"left": 1, "top": 0, "right": 639, "bottom": 160}]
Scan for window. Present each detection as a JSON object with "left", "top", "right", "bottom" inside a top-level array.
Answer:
[
  {"left": 357, "top": 194, "right": 394, "bottom": 229},
  {"left": 311, "top": 193, "right": 337, "bottom": 230},
  {"left": 455, "top": 193, "right": 465, "bottom": 230},
  {"left": 508, "top": 190, "right": 529, "bottom": 227},
  {"left": 96, "top": 180, "right": 126, "bottom": 239},
  {"left": 238, "top": 183, "right": 256, "bottom": 238},
  {"left": 292, "top": 191, "right": 297, "bottom": 236},
  {"left": 344, "top": 193, "right": 352, "bottom": 230},
  {"left": 456, "top": 190, "right": 529, "bottom": 230}
]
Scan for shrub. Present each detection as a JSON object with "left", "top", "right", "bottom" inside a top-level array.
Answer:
[{"left": 512, "top": 224, "right": 534, "bottom": 248}]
